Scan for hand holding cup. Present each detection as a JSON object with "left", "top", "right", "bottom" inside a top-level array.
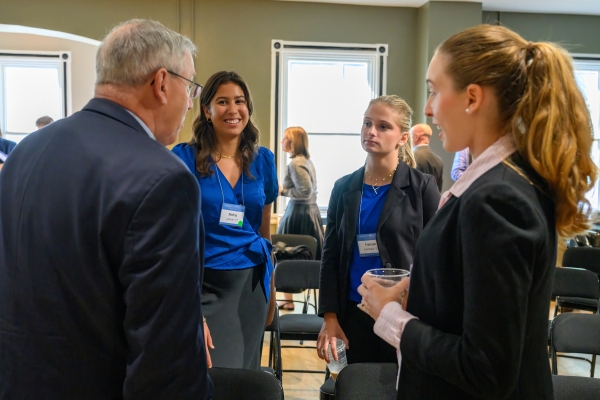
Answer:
[{"left": 357, "top": 268, "right": 410, "bottom": 320}]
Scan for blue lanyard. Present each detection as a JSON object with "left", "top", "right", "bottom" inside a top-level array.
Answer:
[{"left": 215, "top": 164, "right": 245, "bottom": 206}]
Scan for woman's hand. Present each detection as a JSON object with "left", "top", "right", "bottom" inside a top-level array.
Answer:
[
  {"left": 358, "top": 275, "right": 409, "bottom": 320},
  {"left": 316, "top": 313, "right": 349, "bottom": 364},
  {"left": 203, "top": 320, "right": 214, "bottom": 368}
]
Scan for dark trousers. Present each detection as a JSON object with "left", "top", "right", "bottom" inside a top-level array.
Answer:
[
  {"left": 202, "top": 266, "right": 267, "bottom": 370},
  {"left": 341, "top": 300, "right": 398, "bottom": 364}
]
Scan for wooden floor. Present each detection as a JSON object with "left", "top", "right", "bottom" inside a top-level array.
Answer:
[{"left": 261, "top": 294, "right": 600, "bottom": 400}]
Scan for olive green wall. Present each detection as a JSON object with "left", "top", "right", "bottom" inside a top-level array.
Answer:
[
  {"left": 483, "top": 11, "right": 600, "bottom": 55},
  {"left": 415, "top": 1, "right": 482, "bottom": 192},
  {"left": 0, "top": 0, "right": 417, "bottom": 147},
  {"left": 1, "top": 0, "right": 600, "bottom": 154},
  {"left": 193, "top": 0, "right": 417, "bottom": 145}
]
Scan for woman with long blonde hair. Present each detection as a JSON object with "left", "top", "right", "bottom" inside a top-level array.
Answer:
[
  {"left": 317, "top": 95, "right": 440, "bottom": 365},
  {"left": 359, "top": 25, "right": 596, "bottom": 399}
]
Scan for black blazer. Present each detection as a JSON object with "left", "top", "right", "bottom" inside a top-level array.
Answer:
[
  {"left": 0, "top": 99, "right": 213, "bottom": 399},
  {"left": 399, "top": 154, "right": 556, "bottom": 399},
  {"left": 319, "top": 162, "right": 440, "bottom": 320},
  {"left": 414, "top": 145, "right": 444, "bottom": 192}
]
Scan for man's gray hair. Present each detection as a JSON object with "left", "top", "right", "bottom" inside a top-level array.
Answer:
[{"left": 96, "top": 19, "right": 196, "bottom": 87}]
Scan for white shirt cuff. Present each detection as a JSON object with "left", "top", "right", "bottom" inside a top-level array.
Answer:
[{"left": 373, "top": 301, "right": 417, "bottom": 349}]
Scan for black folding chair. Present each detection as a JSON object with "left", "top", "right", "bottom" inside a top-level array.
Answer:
[
  {"left": 272, "top": 234, "right": 318, "bottom": 313},
  {"left": 552, "top": 375, "right": 600, "bottom": 400},
  {"left": 268, "top": 260, "right": 324, "bottom": 378},
  {"left": 550, "top": 313, "right": 600, "bottom": 377},
  {"left": 207, "top": 367, "right": 284, "bottom": 400},
  {"left": 560, "top": 247, "right": 600, "bottom": 312},
  {"left": 335, "top": 363, "right": 398, "bottom": 400},
  {"left": 552, "top": 267, "right": 600, "bottom": 316}
]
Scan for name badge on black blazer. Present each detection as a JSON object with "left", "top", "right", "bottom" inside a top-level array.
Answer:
[{"left": 357, "top": 233, "right": 379, "bottom": 257}]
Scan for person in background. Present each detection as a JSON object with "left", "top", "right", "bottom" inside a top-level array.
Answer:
[
  {"left": 317, "top": 95, "right": 440, "bottom": 365},
  {"left": 0, "top": 19, "right": 213, "bottom": 399},
  {"left": 172, "top": 70, "right": 278, "bottom": 371},
  {"left": 359, "top": 24, "right": 596, "bottom": 399},
  {"left": 276, "top": 126, "right": 325, "bottom": 311},
  {"left": 411, "top": 123, "right": 444, "bottom": 191},
  {"left": 0, "top": 126, "right": 17, "bottom": 171},
  {"left": 450, "top": 147, "right": 469, "bottom": 181},
  {"left": 36, "top": 115, "right": 54, "bottom": 129}
]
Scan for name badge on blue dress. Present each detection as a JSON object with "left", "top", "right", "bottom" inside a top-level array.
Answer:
[
  {"left": 357, "top": 233, "right": 379, "bottom": 257},
  {"left": 219, "top": 203, "right": 245, "bottom": 227}
]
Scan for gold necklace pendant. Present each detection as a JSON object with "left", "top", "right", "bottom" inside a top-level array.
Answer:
[{"left": 216, "top": 152, "right": 236, "bottom": 159}]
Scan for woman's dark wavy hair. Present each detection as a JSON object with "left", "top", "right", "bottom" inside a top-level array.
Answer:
[{"left": 190, "top": 71, "right": 260, "bottom": 178}]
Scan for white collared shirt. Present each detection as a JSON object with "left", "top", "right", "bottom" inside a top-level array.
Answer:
[{"left": 126, "top": 110, "right": 156, "bottom": 141}]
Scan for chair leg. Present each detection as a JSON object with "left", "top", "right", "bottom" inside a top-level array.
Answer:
[
  {"left": 303, "top": 291, "right": 310, "bottom": 314},
  {"left": 551, "top": 348, "right": 558, "bottom": 375},
  {"left": 268, "top": 331, "right": 274, "bottom": 369},
  {"left": 591, "top": 354, "right": 596, "bottom": 378}
]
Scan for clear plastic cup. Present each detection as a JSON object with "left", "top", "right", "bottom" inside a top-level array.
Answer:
[
  {"left": 326, "top": 338, "right": 348, "bottom": 380},
  {"left": 365, "top": 268, "right": 409, "bottom": 287}
]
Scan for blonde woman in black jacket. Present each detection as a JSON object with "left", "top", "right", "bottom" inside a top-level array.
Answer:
[{"left": 317, "top": 95, "right": 440, "bottom": 364}]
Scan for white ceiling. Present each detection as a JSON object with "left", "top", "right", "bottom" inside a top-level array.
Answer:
[{"left": 275, "top": 0, "right": 600, "bottom": 16}]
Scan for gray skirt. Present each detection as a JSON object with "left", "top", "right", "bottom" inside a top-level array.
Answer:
[
  {"left": 277, "top": 202, "right": 324, "bottom": 259},
  {"left": 201, "top": 265, "right": 268, "bottom": 370}
]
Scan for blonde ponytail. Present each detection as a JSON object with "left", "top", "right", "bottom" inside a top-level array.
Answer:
[{"left": 438, "top": 25, "right": 597, "bottom": 237}]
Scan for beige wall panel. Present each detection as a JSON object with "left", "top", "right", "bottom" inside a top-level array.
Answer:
[{"left": 0, "top": 32, "right": 97, "bottom": 116}]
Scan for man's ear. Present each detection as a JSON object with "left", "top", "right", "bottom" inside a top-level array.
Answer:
[{"left": 150, "top": 68, "right": 169, "bottom": 105}]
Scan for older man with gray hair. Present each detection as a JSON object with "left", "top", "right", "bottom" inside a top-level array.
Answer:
[
  {"left": 411, "top": 123, "right": 444, "bottom": 192},
  {"left": 0, "top": 20, "right": 213, "bottom": 399}
]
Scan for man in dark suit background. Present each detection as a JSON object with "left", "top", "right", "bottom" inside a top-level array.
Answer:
[
  {"left": 0, "top": 19, "right": 213, "bottom": 399},
  {"left": 411, "top": 123, "right": 444, "bottom": 192}
]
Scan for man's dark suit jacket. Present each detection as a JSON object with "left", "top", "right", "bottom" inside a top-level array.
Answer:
[
  {"left": 414, "top": 145, "right": 444, "bottom": 192},
  {"left": 399, "top": 154, "right": 556, "bottom": 399},
  {"left": 319, "top": 162, "right": 440, "bottom": 321},
  {"left": 0, "top": 98, "right": 213, "bottom": 399}
]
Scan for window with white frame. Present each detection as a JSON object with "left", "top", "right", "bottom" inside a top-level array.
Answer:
[
  {"left": 0, "top": 51, "right": 71, "bottom": 143},
  {"left": 271, "top": 40, "right": 387, "bottom": 215},
  {"left": 573, "top": 57, "right": 600, "bottom": 210}
]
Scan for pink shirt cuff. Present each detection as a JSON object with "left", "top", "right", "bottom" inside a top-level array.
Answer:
[{"left": 373, "top": 302, "right": 417, "bottom": 349}]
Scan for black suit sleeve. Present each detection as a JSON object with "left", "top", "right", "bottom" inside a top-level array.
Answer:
[
  {"left": 120, "top": 169, "right": 211, "bottom": 400},
  {"left": 319, "top": 179, "right": 343, "bottom": 316},
  {"left": 401, "top": 184, "right": 546, "bottom": 399},
  {"left": 422, "top": 176, "right": 441, "bottom": 227}
]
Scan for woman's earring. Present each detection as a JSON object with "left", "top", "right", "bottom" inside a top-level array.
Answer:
[
  {"left": 207, "top": 117, "right": 212, "bottom": 123},
  {"left": 465, "top": 108, "right": 470, "bottom": 114}
]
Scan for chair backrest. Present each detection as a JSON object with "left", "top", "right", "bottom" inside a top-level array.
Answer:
[
  {"left": 207, "top": 367, "right": 284, "bottom": 400},
  {"left": 562, "top": 247, "right": 600, "bottom": 275},
  {"left": 552, "top": 267, "right": 600, "bottom": 300},
  {"left": 274, "top": 260, "right": 320, "bottom": 291},
  {"left": 335, "top": 363, "right": 398, "bottom": 400},
  {"left": 272, "top": 234, "right": 317, "bottom": 260},
  {"left": 551, "top": 313, "right": 600, "bottom": 355},
  {"left": 553, "top": 375, "right": 600, "bottom": 400}
]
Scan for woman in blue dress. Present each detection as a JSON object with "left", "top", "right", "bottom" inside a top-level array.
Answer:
[{"left": 172, "top": 71, "right": 278, "bottom": 370}]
